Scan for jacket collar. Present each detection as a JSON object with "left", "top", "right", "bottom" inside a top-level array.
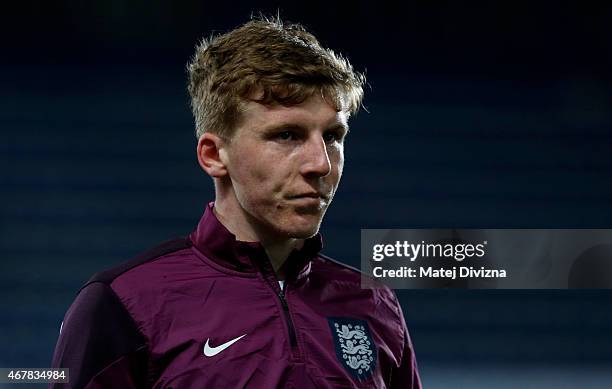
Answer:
[{"left": 189, "top": 202, "right": 323, "bottom": 281}]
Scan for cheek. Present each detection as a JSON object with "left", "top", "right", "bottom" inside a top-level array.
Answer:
[
  {"left": 229, "top": 150, "right": 285, "bottom": 200},
  {"left": 228, "top": 145, "right": 266, "bottom": 183}
]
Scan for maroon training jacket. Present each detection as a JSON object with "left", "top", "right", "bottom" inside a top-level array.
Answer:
[{"left": 51, "top": 203, "right": 421, "bottom": 388}]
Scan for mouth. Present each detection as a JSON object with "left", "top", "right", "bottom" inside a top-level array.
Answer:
[
  {"left": 288, "top": 192, "right": 329, "bottom": 201},
  {"left": 286, "top": 192, "right": 330, "bottom": 209}
]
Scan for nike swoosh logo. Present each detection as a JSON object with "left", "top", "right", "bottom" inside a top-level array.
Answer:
[{"left": 203, "top": 334, "right": 247, "bottom": 357}]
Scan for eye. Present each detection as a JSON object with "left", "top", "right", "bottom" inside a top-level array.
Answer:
[
  {"left": 276, "top": 130, "right": 297, "bottom": 141},
  {"left": 276, "top": 131, "right": 295, "bottom": 140},
  {"left": 323, "top": 130, "right": 344, "bottom": 143}
]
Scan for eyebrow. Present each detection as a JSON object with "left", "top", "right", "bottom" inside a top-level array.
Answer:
[{"left": 260, "top": 122, "right": 349, "bottom": 134}]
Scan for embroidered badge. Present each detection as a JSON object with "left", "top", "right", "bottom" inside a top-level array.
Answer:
[{"left": 327, "top": 317, "right": 377, "bottom": 381}]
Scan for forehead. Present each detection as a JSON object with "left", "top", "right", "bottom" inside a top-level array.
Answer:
[{"left": 238, "top": 94, "right": 348, "bottom": 132}]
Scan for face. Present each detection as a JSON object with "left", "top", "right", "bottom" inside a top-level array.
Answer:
[{"left": 220, "top": 94, "right": 348, "bottom": 240}]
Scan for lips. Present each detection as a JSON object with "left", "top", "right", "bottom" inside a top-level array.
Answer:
[
  {"left": 285, "top": 192, "right": 330, "bottom": 211},
  {"left": 288, "top": 192, "right": 330, "bottom": 200}
]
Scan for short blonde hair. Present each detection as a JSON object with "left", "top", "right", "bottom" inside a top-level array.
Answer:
[{"left": 187, "top": 17, "right": 365, "bottom": 139}]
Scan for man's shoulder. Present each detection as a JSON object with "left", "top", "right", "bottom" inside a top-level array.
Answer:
[
  {"left": 51, "top": 239, "right": 180, "bottom": 386},
  {"left": 83, "top": 237, "right": 193, "bottom": 290},
  {"left": 69, "top": 237, "right": 196, "bottom": 330}
]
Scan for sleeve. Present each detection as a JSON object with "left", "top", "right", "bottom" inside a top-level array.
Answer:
[
  {"left": 50, "top": 282, "right": 150, "bottom": 389},
  {"left": 389, "top": 295, "right": 422, "bottom": 389}
]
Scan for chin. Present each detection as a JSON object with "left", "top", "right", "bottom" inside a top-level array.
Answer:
[
  {"left": 276, "top": 216, "right": 322, "bottom": 239},
  {"left": 289, "top": 227, "right": 320, "bottom": 239},
  {"left": 257, "top": 204, "right": 326, "bottom": 239}
]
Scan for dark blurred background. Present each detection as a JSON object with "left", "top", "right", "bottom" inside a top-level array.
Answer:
[{"left": 1, "top": 1, "right": 611, "bottom": 387}]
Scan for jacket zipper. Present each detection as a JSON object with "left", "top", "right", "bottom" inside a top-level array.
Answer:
[
  {"left": 262, "top": 275, "right": 298, "bottom": 349},
  {"left": 257, "top": 254, "right": 300, "bottom": 357},
  {"left": 277, "top": 288, "right": 298, "bottom": 348}
]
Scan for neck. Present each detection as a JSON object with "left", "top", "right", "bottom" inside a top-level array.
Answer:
[{"left": 213, "top": 192, "right": 303, "bottom": 280}]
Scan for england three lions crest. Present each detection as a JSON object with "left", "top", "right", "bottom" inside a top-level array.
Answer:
[{"left": 327, "top": 317, "right": 377, "bottom": 381}]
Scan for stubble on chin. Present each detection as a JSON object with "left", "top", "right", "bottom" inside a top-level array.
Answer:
[{"left": 270, "top": 206, "right": 325, "bottom": 239}]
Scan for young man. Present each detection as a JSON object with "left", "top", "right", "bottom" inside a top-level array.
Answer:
[{"left": 51, "top": 18, "right": 421, "bottom": 388}]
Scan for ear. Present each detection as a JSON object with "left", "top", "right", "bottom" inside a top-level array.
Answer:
[{"left": 197, "top": 132, "right": 228, "bottom": 178}]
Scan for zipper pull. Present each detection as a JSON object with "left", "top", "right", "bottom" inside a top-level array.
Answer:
[{"left": 278, "top": 290, "right": 289, "bottom": 311}]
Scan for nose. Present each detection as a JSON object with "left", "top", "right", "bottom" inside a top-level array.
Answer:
[{"left": 300, "top": 135, "right": 331, "bottom": 177}]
